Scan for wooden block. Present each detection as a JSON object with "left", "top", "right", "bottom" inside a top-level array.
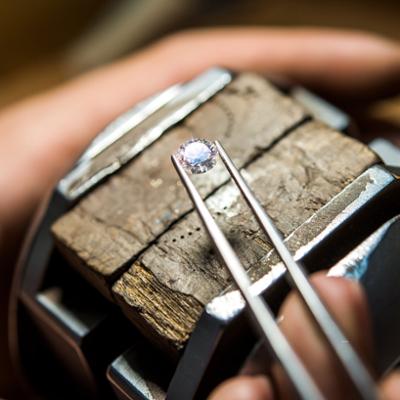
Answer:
[
  {"left": 51, "top": 72, "right": 379, "bottom": 354},
  {"left": 52, "top": 73, "right": 307, "bottom": 298},
  {"left": 112, "top": 121, "right": 379, "bottom": 353}
]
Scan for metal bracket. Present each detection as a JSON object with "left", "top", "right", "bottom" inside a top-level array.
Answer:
[{"left": 58, "top": 68, "right": 233, "bottom": 201}]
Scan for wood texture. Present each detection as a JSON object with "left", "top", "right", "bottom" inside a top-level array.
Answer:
[
  {"left": 52, "top": 73, "right": 307, "bottom": 298},
  {"left": 112, "top": 121, "right": 378, "bottom": 352},
  {"left": 51, "top": 73, "right": 379, "bottom": 353}
]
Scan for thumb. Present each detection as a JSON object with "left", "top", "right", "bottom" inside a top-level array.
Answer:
[{"left": 208, "top": 375, "right": 273, "bottom": 400}]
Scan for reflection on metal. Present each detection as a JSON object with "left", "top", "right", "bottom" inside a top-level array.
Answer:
[
  {"left": 369, "top": 138, "right": 400, "bottom": 168},
  {"left": 109, "top": 356, "right": 156, "bottom": 400},
  {"left": 107, "top": 346, "right": 171, "bottom": 400},
  {"left": 328, "top": 226, "right": 387, "bottom": 280},
  {"left": 292, "top": 166, "right": 390, "bottom": 260},
  {"left": 170, "top": 164, "right": 400, "bottom": 399},
  {"left": 205, "top": 290, "right": 244, "bottom": 322},
  {"left": 329, "top": 216, "right": 400, "bottom": 373},
  {"left": 58, "top": 68, "right": 233, "bottom": 201},
  {"left": 12, "top": 67, "right": 233, "bottom": 400},
  {"left": 37, "top": 289, "right": 90, "bottom": 338},
  {"left": 242, "top": 215, "right": 400, "bottom": 378},
  {"left": 79, "top": 85, "right": 181, "bottom": 162},
  {"left": 292, "top": 86, "right": 350, "bottom": 132},
  {"left": 36, "top": 283, "right": 111, "bottom": 340},
  {"left": 206, "top": 165, "right": 394, "bottom": 321},
  {"left": 13, "top": 60, "right": 400, "bottom": 399}
]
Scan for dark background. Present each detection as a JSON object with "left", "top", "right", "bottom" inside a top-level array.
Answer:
[
  {"left": 0, "top": 0, "right": 400, "bottom": 108},
  {"left": 0, "top": 0, "right": 399, "bottom": 397}
]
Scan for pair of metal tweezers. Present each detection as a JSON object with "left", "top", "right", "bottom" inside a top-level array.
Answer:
[{"left": 172, "top": 141, "right": 378, "bottom": 400}]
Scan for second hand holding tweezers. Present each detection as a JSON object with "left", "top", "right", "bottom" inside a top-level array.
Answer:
[{"left": 171, "top": 140, "right": 378, "bottom": 400}]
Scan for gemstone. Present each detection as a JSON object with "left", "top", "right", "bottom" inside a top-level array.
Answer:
[{"left": 176, "top": 138, "right": 217, "bottom": 174}]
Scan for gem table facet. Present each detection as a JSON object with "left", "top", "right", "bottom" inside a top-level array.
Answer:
[{"left": 175, "top": 139, "right": 218, "bottom": 174}]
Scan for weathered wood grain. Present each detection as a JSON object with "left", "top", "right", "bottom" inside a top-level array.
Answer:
[
  {"left": 112, "top": 121, "right": 379, "bottom": 352},
  {"left": 51, "top": 72, "right": 379, "bottom": 354},
  {"left": 52, "top": 73, "right": 307, "bottom": 298}
]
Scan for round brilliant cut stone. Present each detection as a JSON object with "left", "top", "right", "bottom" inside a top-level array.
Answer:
[{"left": 176, "top": 138, "right": 217, "bottom": 174}]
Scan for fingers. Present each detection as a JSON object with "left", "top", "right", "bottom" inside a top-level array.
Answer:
[
  {"left": 161, "top": 28, "right": 400, "bottom": 99},
  {"left": 1, "top": 28, "right": 399, "bottom": 225},
  {"left": 209, "top": 273, "right": 374, "bottom": 400},
  {"left": 380, "top": 371, "right": 400, "bottom": 399},
  {"left": 276, "top": 273, "right": 373, "bottom": 399},
  {"left": 208, "top": 375, "right": 273, "bottom": 400}
]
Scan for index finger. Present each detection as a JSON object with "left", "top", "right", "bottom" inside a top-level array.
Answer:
[{"left": 0, "top": 28, "right": 399, "bottom": 225}]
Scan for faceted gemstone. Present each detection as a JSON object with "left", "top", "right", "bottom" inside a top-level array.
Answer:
[{"left": 176, "top": 138, "right": 217, "bottom": 174}]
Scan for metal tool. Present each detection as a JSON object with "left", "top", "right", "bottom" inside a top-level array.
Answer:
[
  {"left": 172, "top": 141, "right": 379, "bottom": 400},
  {"left": 13, "top": 68, "right": 398, "bottom": 400},
  {"left": 58, "top": 67, "right": 232, "bottom": 201}
]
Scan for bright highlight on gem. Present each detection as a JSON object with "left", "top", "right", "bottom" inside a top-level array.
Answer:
[{"left": 176, "top": 138, "right": 217, "bottom": 174}]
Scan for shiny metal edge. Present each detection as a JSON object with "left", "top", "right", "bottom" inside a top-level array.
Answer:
[
  {"left": 107, "top": 355, "right": 155, "bottom": 400},
  {"left": 369, "top": 138, "right": 400, "bottom": 168},
  {"left": 79, "top": 84, "right": 182, "bottom": 163},
  {"left": 292, "top": 86, "right": 350, "bottom": 132},
  {"left": 329, "top": 215, "right": 400, "bottom": 373},
  {"left": 205, "top": 165, "right": 395, "bottom": 321},
  {"left": 36, "top": 292, "right": 90, "bottom": 338},
  {"left": 58, "top": 67, "right": 233, "bottom": 201},
  {"left": 327, "top": 219, "right": 393, "bottom": 280}
]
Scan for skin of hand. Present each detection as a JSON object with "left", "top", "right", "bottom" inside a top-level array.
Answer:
[
  {"left": 209, "top": 273, "right": 400, "bottom": 400},
  {"left": 0, "top": 27, "right": 399, "bottom": 398}
]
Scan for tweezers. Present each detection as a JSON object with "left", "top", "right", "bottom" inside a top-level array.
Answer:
[{"left": 172, "top": 141, "right": 378, "bottom": 400}]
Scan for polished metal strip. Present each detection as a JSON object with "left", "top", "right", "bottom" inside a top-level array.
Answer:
[
  {"left": 216, "top": 140, "right": 378, "bottom": 400},
  {"left": 172, "top": 154, "right": 323, "bottom": 400},
  {"left": 207, "top": 164, "right": 395, "bottom": 321},
  {"left": 79, "top": 84, "right": 181, "bottom": 163},
  {"left": 58, "top": 67, "right": 233, "bottom": 201}
]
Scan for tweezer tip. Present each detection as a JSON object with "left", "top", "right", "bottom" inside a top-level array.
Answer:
[
  {"left": 171, "top": 154, "right": 179, "bottom": 165},
  {"left": 171, "top": 154, "right": 188, "bottom": 181},
  {"left": 214, "top": 141, "right": 227, "bottom": 159}
]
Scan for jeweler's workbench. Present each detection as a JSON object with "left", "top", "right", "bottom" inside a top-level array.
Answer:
[
  {"left": 11, "top": 70, "right": 400, "bottom": 400},
  {"left": 51, "top": 72, "right": 378, "bottom": 352}
]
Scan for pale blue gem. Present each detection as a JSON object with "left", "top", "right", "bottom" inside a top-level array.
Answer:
[
  {"left": 184, "top": 142, "right": 211, "bottom": 165},
  {"left": 176, "top": 139, "right": 217, "bottom": 174}
]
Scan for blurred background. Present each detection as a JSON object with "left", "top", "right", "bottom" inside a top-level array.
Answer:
[
  {"left": 1, "top": 0, "right": 400, "bottom": 109},
  {"left": 0, "top": 1, "right": 399, "bottom": 398}
]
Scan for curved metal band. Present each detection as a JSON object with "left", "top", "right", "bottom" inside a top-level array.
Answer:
[
  {"left": 8, "top": 67, "right": 233, "bottom": 399},
  {"left": 58, "top": 67, "right": 233, "bottom": 202}
]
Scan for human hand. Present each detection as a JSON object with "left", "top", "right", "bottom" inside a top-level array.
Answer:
[
  {"left": 0, "top": 28, "right": 399, "bottom": 397},
  {"left": 1, "top": 28, "right": 400, "bottom": 231},
  {"left": 208, "top": 273, "right": 400, "bottom": 400}
]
